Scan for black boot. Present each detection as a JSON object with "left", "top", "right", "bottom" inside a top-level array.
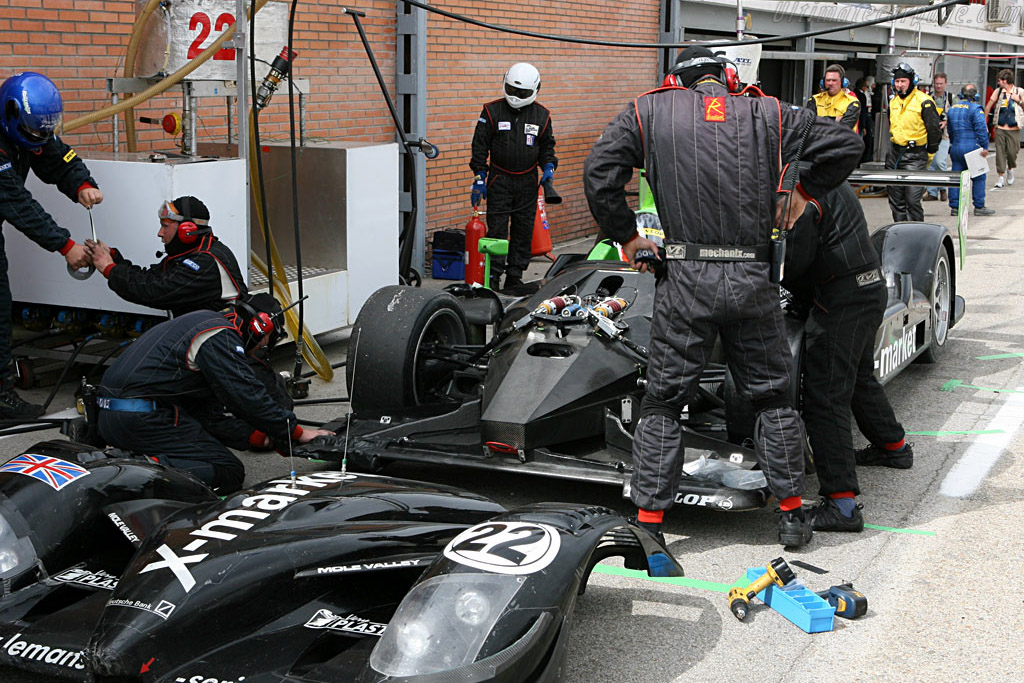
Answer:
[{"left": 0, "top": 388, "right": 44, "bottom": 420}]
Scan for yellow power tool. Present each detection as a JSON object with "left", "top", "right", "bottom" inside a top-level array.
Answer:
[{"left": 729, "top": 557, "right": 796, "bottom": 620}]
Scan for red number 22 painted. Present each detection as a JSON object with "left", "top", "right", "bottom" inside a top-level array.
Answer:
[{"left": 187, "top": 12, "right": 236, "bottom": 60}]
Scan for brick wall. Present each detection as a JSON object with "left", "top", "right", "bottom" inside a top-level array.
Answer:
[{"left": 0, "top": 0, "right": 660, "bottom": 250}]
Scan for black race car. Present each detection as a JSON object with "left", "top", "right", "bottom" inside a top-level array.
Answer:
[
  {"left": 307, "top": 210, "right": 963, "bottom": 513},
  {"left": 0, "top": 440, "right": 679, "bottom": 682}
]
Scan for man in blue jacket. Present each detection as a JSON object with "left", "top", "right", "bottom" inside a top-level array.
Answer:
[{"left": 947, "top": 84, "right": 995, "bottom": 217}]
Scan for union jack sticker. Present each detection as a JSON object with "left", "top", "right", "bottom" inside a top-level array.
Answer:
[
  {"left": 704, "top": 96, "right": 727, "bottom": 122},
  {"left": 0, "top": 454, "right": 90, "bottom": 491}
]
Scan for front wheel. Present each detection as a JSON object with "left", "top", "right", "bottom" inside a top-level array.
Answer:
[
  {"left": 347, "top": 286, "right": 468, "bottom": 413},
  {"left": 919, "top": 248, "right": 951, "bottom": 364}
]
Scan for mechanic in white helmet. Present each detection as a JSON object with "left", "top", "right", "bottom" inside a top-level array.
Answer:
[{"left": 469, "top": 62, "right": 557, "bottom": 292}]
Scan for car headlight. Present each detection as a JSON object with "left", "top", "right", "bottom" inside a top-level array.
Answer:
[
  {"left": 0, "top": 511, "right": 36, "bottom": 578},
  {"left": 370, "top": 573, "right": 523, "bottom": 677}
]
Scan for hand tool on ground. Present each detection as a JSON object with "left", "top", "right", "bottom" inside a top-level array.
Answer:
[
  {"left": 67, "top": 207, "right": 97, "bottom": 280},
  {"left": 729, "top": 557, "right": 796, "bottom": 621},
  {"left": 815, "top": 583, "right": 867, "bottom": 619}
]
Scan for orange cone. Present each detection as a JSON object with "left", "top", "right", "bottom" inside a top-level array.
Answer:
[{"left": 531, "top": 186, "right": 554, "bottom": 259}]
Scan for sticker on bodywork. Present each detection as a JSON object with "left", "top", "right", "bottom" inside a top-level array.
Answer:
[
  {"left": 305, "top": 609, "right": 387, "bottom": 636},
  {"left": 0, "top": 454, "right": 89, "bottom": 491},
  {"left": 443, "top": 521, "right": 560, "bottom": 575}
]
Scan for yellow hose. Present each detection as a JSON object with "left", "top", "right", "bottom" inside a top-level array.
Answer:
[
  {"left": 248, "top": 111, "right": 334, "bottom": 381},
  {"left": 123, "top": 0, "right": 163, "bottom": 153},
  {"left": 63, "top": 0, "right": 272, "bottom": 133}
]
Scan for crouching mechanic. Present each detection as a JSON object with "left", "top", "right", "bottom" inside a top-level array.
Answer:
[
  {"left": 584, "top": 46, "right": 863, "bottom": 547},
  {"left": 84, "top": 195, "right": 246, "bottom": 316},
  {"left": 783, "top": 182, "right": 913, "bottom": 533},
  {"left": 0, "top": 71, "right": 98, "bottom": 419},
  {"left": 96, "top": 293, "right": 333, "bottom": 493}
]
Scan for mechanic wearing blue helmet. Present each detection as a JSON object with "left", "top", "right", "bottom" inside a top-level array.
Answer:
[{"left": 0, "top": 71, "right": 100, "bottom": 419}]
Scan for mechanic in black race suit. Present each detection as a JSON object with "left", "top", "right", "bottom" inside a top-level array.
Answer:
[
  {"left": 0, "top": 72, "right": 98, "bottom": 419},
  {"left": 84, "top": 195, "right": 294, "bottom": 448},
  {"left": 584, "top": 46, "right": 863, "bottom": 547},
  {"left": 84, "top": 195, "right": 245, "bottom": 317},
  {"left": 96, "top": 293, "right": 333, "bottom": 493},
  {"left": 470, "top": 62, "right": 557, "bottom": 291},
  {"left": 782, "top": 181, "right": 913, "bottom": 534}
]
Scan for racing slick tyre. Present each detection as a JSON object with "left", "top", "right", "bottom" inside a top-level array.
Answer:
[
  {"left": 918, "top": 247, "right": 952, "bottom": 364},
  {"left": 347, "top": 286, "right": 469, "bottom": 412}
]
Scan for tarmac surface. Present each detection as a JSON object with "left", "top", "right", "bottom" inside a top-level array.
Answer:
[{"left": 2, "top": 157, "right": 1023, "bottom": 682}]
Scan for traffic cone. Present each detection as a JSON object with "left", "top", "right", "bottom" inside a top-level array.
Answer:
[{"left": 531, "top": 186, "right": 554, "bottom": 259}]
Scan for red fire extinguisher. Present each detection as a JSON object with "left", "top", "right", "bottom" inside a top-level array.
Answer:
[{"left": 464, "top": 208, "right": 487, "bottom": 286}]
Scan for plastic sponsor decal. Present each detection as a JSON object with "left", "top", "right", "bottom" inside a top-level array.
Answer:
[
  {"left": 0, "top": 162, "right": 11, "bottom": 172},
  {"left": 498, "top": 121, "right": 511, "bottom": 131},
  {"left": 140, "top": 471, "right": 358, "bottom": 593},
  {"left": 0, "top": 454, "right": 89, "bottom": 491},
  {"left": 524, "top": 123, "right": 539, "bottom": 135},
  {"left": 304, "top": 609, "right": 387, "bottom": 636},
  {"left": 108, "top": 512, "right": 141, "bottom": 543},
  {"left": 183, "top": 258, "right": 201, "bottom": 271},
  {"left": 52, "top": 566, "right": 118, "bottom": 591},
  {"left": 63, "top": 149, "right": 77, "bottom": 163},
  {"left": 443, "top": 521, "right": 560, "bottom": 575},
  {"left": 704, "top": 96, "right": 727, "bottom": 122},
  {"left": 107, "top": 598, "right": 177, "bottom": 620},
  {"left": 0, "top": 632, "right": 86, "bottom": 671},
  {"left": 173, "top": 675, "right": 247, "bottom": 683}
]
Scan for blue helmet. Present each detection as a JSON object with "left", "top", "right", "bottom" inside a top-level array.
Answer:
[{"left": 0, "top": 72, "right": 63, "bottom": 149}]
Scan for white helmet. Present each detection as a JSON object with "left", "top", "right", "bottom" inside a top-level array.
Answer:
[{"left": 503, "top": 63, "right": 540, "bottom": 109}]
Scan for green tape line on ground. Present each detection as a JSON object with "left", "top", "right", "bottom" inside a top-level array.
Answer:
[
  {"left": 976, "top": 352, "right": 1024, "bottom": 360},
  {"left": 906, "top": 429, "right": 1005, "bottom": 436},
  {"left": 863, "top": 523, "right": 936, "bottom": 536},
  {"left": 592, "top": 564, "right": 742, "bottom": 593},
  {"left": 941, "top": 379, "right": 1024, "bottom": 394}
]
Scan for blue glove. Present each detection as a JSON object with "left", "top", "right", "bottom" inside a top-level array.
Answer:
[
  {"left": 471, "top": 172, "right": 487, "bottom": 206},
  {"left": 540, "top": 163, "right": 555, "bottom": 184}
]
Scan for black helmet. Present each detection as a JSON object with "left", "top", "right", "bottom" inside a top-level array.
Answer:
[
  {"left": 229, "top": 293, "right": 285, "bottom": 353},
  {"left": 669, "top": 46, "right": 724, "bottom": 88}
]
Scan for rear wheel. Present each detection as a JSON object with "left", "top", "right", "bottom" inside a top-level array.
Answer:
[
  {"left": 347, "top": 286, "right": 468, "bottom": 413},
  {"left": 919, "top": 248, "right": 951, "bottom": 364}
]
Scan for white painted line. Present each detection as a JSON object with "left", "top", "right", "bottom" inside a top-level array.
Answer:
[{"left": 939, "top": 389, "right": 1024, "bottom": 497}]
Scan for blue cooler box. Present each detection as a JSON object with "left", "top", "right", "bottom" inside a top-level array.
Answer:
[{"left": 432, "top": 249, "right": 465, "bottom": 280}]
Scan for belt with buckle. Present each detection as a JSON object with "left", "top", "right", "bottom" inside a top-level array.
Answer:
[
  {"left": 664, "top": 243, "right": 770, "bottom": 262},
  {"left": 97, "top": 397, "right": 158, "bottom": 413}
]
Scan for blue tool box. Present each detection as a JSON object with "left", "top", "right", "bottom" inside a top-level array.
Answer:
[
  {"left": 432, "top": 250, "right": 465, "bottom": 280},
  {"left": 745, "top": 567, "right": 835, "bottom": 633}
]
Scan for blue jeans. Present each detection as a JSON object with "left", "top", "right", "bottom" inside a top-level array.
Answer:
[{"left": 927, "top": 137, "right": 950, "bottom": 197}]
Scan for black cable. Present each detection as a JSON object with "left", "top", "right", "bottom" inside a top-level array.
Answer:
[
  {"left": 11, "top": 327, "right": 61, "bottom": 350},
  {"left": 251, "top": 0, "right": 274, "bottom": 294},
  {"left": 41, "top": 335, "right": 104, "bottom": 412},
  {"left": 292, "top": 396, "right": 350, "bottom": 405},
  {"left": 286, "top": 0, "right": 306, "bottom": 383},
  {"left": 399, "top": 0, "right": 969, "bottom": 49}
]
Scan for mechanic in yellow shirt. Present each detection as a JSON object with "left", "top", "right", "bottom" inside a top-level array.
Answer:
[
  {"left": 885, "top": 62, "right": 941, "bottom": 222},
  {"left": 806, "top": 64, "right": 861, "bottom": 132}
]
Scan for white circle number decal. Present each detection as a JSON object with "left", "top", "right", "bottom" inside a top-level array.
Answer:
[{"left": 443, "top": 522, "right": 561, "bottom": 575}]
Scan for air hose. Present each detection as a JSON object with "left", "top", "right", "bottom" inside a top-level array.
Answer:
[
  {"left": 122, "top": 0, "right": 163, "bottom": 153},
  {"left": 62, "top": 0, "right": 273, "bottom": 133}
]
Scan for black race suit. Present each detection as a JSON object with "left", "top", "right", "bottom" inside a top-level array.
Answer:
[
  {"left": 0, "top": 131, "right": 96, "bottom": 390},
  {"left": 97, "top": 310, "right": 304, "bottom": 493},
  {"left": 783, "top": 183, "right": 906, "bottom": 496},
  {"left": 470, "top": 98, "right": 557, "bottom": 281},
  {"left": 584, "top": 82, "right": 863, "bottom": 512},
  {"left": 103, "top": 234, "right": 246, "bottom": 317}
]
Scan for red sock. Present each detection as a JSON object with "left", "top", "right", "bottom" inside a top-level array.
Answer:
[
  {"left": 829, "top": 491, "right": 856, "bottom": 499},
  {"left": 883, "top": 438, "right": 906, "bottom": 451},
  {"left": 779, "top": 496, "right": 802, "bottom": 512},
  {"left": 638, "top": 508, "right": 664, "bottom": 524}
]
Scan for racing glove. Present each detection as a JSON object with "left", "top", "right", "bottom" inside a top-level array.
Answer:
[
  {"left": 540, "top": 163, "right": 555, "bottom": 184},
  {"left": 471, "top": 172, "right": 487, "bottom": 206}
]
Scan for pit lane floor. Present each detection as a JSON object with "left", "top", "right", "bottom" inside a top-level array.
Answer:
[{"left": 3, "top": 166, "right": 1023, "bottom": 682}]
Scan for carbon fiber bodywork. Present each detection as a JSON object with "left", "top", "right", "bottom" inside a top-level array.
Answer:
[
  {"left": 0, "top": 440, "right": 679, "bottom": 682},
  {"left": 314, "top": 218, "right": 962, "bottom": 513}
]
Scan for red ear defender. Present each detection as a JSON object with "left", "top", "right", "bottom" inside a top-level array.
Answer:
[
  {"left": 662, "top": 74, "right": 677, "bottom": 88},
  {"left": 249, "top": 312, "right": 275, "bottom": 338},
  {"left": 724, "top": 63, "right": 740, "bottom": 93},
  {"left": 177, "top": 221, "right": 200, "bottom": 244}
]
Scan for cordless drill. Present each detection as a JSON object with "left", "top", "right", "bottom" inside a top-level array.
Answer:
[{"left": 728, "top": 557, "right": 796, "bottom": 621}]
